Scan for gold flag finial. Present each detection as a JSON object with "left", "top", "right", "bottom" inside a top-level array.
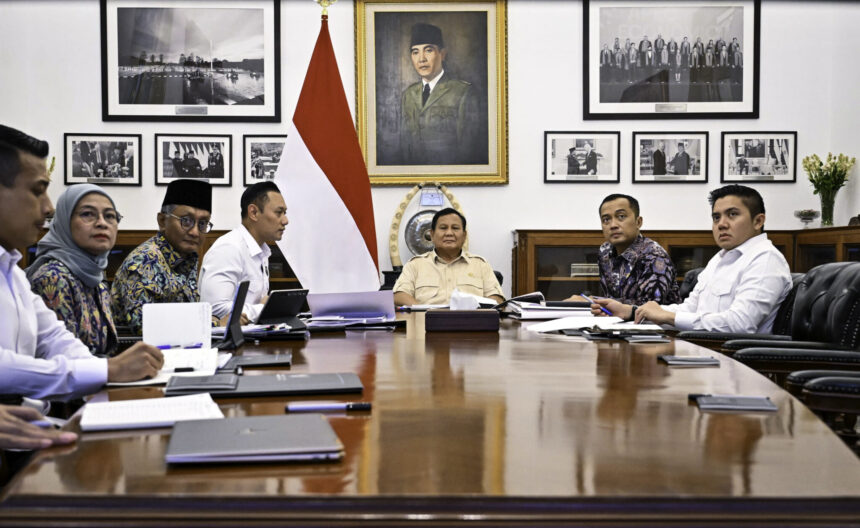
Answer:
[{"left": 315, "top": 0, "right": 337, "bottom": 17}]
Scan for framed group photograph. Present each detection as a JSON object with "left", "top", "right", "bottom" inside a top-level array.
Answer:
[
  {"left": 355, "top": 0, "right": 508, "bottom": 185},
  {"left": 243, "top": 135, "right": 286, "bottom": 186},
  {"left": 583, "top": 0, "right": 760, "bottom": 120},
  {"left": 544, "top": 131, "right": 620, "bottom": 183},
  {"left": 721, "top": 131, "right": 797, "bottom": 182},
  {"left": 633, "top": 131, "right": 708, "bottom": 183},
  {"left": 155, "top": 134, "right": 231, "bottom": 186},
  {"left": 100, "top": 0, "right": 281, "bottom": 122},
  {"left": 64, "top": 133, "right": 142, "bottom": 186}
]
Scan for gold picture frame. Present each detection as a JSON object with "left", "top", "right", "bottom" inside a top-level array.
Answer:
[{"left": 355, "top": 0, "right": 508, "bottom": 185}]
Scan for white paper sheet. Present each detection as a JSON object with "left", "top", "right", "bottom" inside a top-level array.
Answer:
[
  {"left": 108, "top": 348, "right": 219, "bottom": 386},
  {"left": 142, "top": 302, "right": 212, "bottom": 349}
]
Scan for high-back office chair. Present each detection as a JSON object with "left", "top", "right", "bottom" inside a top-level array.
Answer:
[{"left": 678, "top": 267, "right": 703, "bottom": 300}]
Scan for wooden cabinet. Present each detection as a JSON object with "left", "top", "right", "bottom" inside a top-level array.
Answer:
[
  {"left": 513, "top": 229, "right": 802, "bottom": 300},
  {"left": 794, "top": 225, "right": 860, "bottom": 272}
]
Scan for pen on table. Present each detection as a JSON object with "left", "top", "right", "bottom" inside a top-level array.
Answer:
[
  {"left": 580, "top": 293, "right": 613, "bottom": 316},
  {"left": 172, "top": 367, "right": 195, "bottom": 373},
  {"left": 285, "top": 402, "right": 372, "bottom": 412},
  {"left": 157, "top": 343, "right": 204, "bottom": 350}
]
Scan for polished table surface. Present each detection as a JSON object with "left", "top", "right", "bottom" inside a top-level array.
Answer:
[{"left": 2, "top": 314, "right": 859, "bottom": 527}]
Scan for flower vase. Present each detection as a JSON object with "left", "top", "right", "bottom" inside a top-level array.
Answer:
[{"left": 819, "top": 190, "right": 836, "bottom": 227}]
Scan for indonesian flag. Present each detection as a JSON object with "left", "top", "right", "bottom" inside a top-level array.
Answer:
[{"left": 274, "top": 15, "right": 380, "bottom": 293}]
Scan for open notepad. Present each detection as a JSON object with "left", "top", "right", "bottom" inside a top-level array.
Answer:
[
  {"left": 108, "top": 348, "right": 224, "bottom": 386},
  {"left": 80, "top": 393, "right": 224, "bottom": 431}
]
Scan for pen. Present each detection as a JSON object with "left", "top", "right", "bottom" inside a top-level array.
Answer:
[
  {"left": 157, "top": 343, "right": 204, "bottom": 350},
  {"left": 29, "top": 419, "right": 58, "bottom": 429},
  {"left": 687, "top": 393, "right": 711, "bottom": 401},
  {"left": 173, "top": 367, "right": 195, "bottom": 373},
  {"left": 396, "top": 306, "right": 412, "bottom": 312},
  {"left": 580, "top": 293, "right": 613, "bottom": 316},
  {"left": 285, "top": 402, "right": 372, "bottom": 412}
]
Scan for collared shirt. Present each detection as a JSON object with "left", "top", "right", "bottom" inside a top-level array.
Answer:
[
  {"left": 199, "top": 225, "right": 271, "bottom": 321},
  {"left": 422, "top": 69, "right": 445, "bottom": 94},
  {"left": 393, "top": 249, "right": 503, "bottom": 305},
  {"left": 0, "top": 246, "right": 106, "bottom": 400},
  {"left": 663, "top": 233, "right": 791, "bottom": 333},
  {"left": 111, "top": 232, "right": 200, "bottom": 334},
  {"left": 29, "top": 258, "right": 117, "bottom": 356},
  {"left": 598, "top": 234, "right": 681, "bottom": 305}
]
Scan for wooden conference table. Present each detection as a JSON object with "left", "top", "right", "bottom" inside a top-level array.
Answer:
[{"left": 2, "top": 314, "right": 859, "bottom": 527}]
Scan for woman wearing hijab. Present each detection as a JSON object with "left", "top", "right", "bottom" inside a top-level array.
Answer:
[{"left": 27, "top": 184, "right": 121, "bottom": 356}]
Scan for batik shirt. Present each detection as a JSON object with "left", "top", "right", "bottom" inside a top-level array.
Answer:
[
  {"left": 29, "top": 258, "right": 118, "bottom": 356},
  {"left": 111, "top": 232, "right": 200, "bottom": 334},
  {"left": 598, "top": 234, "right": 681, "bottom": 305}
]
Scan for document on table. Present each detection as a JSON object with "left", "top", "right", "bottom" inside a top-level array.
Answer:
[
  {"left": 507, "top": 301, "right": 593, "bottom": 320},
  {"left": 108, "top": 348, "right": 222, "bottom": 386},
  {"left": 525, "top": 316, "right": 623, "bottom": 333},
  {"left": 80, "top": 393, "right": 224, "bottom": 432}
]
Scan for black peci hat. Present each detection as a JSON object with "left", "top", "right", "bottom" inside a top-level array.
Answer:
[
  {"left": 162, "top": 179, "right": 212, "bottom": 212},
  {"left": 411, "top": 23, "right": 444, "bottom": 49}
]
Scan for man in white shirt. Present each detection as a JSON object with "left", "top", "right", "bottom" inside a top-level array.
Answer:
[
  {"left": 199, "top": 181, "right": 288, "bottom": 321},
  {"left": 0, "top": 124, "right": 163, "bottom": 401},
  {"left": 592, "top": 185, "right": 791, "bottom": 333}
]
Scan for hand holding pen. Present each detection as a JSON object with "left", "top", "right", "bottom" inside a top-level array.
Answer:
[{"left": 580, "top": 293, "right": 614, "bottom": 316}]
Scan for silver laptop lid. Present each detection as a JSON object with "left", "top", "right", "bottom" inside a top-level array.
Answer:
[{"left": 306, "top": 290, "right": 395, "bottom": 320}]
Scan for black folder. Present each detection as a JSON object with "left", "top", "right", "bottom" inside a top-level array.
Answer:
[{"left": 165, "top": 372, "right": 363, "bottom": 398}]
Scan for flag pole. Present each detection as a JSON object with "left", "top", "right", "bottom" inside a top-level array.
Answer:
[{"left": 315, "top": 0, "right": 337, "bottom": 18}]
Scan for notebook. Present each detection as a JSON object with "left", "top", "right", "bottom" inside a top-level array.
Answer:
[
  {"left": 693, "top": 395, "right": 778, "bottom": 412},
  {"left": 80, "top": 393, "right": 224, "bottom": 432},
  {"left": 165, "top": 414, "right": 344, "bottom": 464},
  {"left": 256, "top": 289, "right": 308, "bottom": 330},
  {"left": 165, "top": 372, "right": 364, "bottom": 398}
]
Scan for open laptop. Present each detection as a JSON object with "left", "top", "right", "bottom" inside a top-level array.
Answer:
[
  {"left": 306, "top": 290, "right": 395, "bottom": 320},
  {"left": 256, "top": 289, "right": 308, "bottom": 330},
  {"left": 165, "top": 414, "right": 344, "bottom": 464},
  {"left": 214, "top": 280, "right": 250, "bottom": 350}
]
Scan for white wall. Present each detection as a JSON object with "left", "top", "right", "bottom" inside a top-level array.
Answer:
[{"left": 2, "top": 0, "right": 858, "bottom": 296}]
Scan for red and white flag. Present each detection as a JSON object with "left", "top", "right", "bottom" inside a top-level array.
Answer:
[{"left": 274, "top": 15, "right": 380, "bottom": 293}]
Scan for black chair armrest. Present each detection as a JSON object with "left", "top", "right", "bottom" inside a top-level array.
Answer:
[
  {"left": 785, "top": 369, "right": 860, "bottom": 397},
  {"left": 733, "top": 348, "right": 860, "bottom": 382},
  {"left": 802, "top": 377, "right": 860, "bottom": 414},
  {"left": 722, "top": 339, "right": 853, "bottom": 352},
  {"left": 677, "top": 331, "right": 790, "bottom": 343},
  {"left": 804, "top": 376, "right": 860, "bottom": 396}
]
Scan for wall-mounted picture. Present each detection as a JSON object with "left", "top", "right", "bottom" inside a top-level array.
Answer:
[
  {"left": 721, "top": 131, "right": 797, "bottom": 183},
  {"left": 64, "top": 133, "right": 142, "bottom": 186},
  {"left": 544, "top": 131, "right": 620, "bottom": 183},
  {"left": 633, "top": 132, "right": 708, "bottom": 183},
  {"left": 243, "top": 135, "right": 286, "bottom": 186},
  {"left": 355, "top": 0, "right": 508, "bottom": 185},
  {"left": 584, "top": 0, "right": 760, "bottom": 119},
  {"left": 100, "top": 0, "right": 280, "bottom": 122},
  {"left": 155, "top": 134, "right": 231, "bottom": 186}
]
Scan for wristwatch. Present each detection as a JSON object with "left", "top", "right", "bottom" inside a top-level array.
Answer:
[{"left": 628, "top": 305, "right": 638, "bottom": 322}]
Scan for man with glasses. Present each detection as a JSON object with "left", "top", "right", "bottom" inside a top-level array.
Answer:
[
  {"left": 111, "top": 179, "right": 213, "bottom": 334},
  {"left": 200, "top": 181, "right": 288, "bottom": 322}
]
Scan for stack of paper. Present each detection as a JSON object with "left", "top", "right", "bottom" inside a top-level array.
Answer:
[
  {"left": 80, "top": 393, "right": 224, "bottom": 431},
  {"left": 507, "top": 301, "right": 592, "bottom": 320}
]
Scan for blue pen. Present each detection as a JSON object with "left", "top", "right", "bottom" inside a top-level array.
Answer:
[
  {"left": 580, "top": 293, "right": 613, "bottom": 316},
  {"left": 157, "top": 342, "right": 204, "bottom": 350}
]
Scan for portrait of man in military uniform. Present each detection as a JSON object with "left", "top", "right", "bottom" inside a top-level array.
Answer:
[{"left": 370, "top": 10, "right": 491, "bottom": 169}]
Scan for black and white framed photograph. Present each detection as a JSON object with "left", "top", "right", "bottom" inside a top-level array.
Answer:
[
  {"left": 243, "top": 135, "right": 286, "bottom": 186},
  {"left": 721, "top": 131, "right": 797, "bottom": 182},
  {"left": 633, "top": 131, "right": 708, "bottom": 183},
  {"left": 64, "top": 133, "right": 142, "bottom": 186},
  {"left": 584, "top": 0, "right": 760, "bottom": 120},
  {"left": 100, "top": 0, "right": 280, "bottom": 122},
  {"left": 356, "top": 0, "right": 508, "bottom": 185},
  {"left": 155, "top": 134, "right": 231, "bottom": 186},
  {"left": 544, "top": 131, "right": 620, "bottom": 183}
]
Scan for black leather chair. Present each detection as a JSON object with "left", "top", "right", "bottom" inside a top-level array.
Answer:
[
  {"left": 678, "top": 267, "right": 703, "bottom": 300},
  {"left": 723, "top": 261, "right": 860, "bottom": 354},
  {"left": 787, "top": 371, "right": 860, "bottom": 453}
]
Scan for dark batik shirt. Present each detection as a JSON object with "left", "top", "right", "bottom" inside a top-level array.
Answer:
[
  {"left": 29, "top": 258, "right": 118, "bottom": 356},
  {"left": 598, "top": 234, "right": 681, "bottom": 305},
  {"left": 111, "top": 232, "right": 200, "bottom": 335}
]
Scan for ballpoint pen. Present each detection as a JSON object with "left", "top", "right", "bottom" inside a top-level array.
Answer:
[
  {"left": 580, "top": 293, "right": 614, "bottom": 316},
  {"left": 157, "top": 343, "right": 204, "bottom": 350},
  {"left": 285, "top": 402, "right": 372, "bottom": 412}
]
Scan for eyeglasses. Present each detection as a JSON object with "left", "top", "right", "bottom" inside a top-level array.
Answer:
[
  {"left": 76, "top": 208, "right": 123, "bottom": 225},
  {"left": 167, "top": 213, "right": 213, "bottom": 234}
]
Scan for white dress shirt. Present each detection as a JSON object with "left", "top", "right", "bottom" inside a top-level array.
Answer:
[
  {"left": 663, "top": 233, "right": 792, "bottom": 333},
  {"left": 0, "top": 246, "right": 106, "bottom": 400},
  {"left": 199, "top": 225, "right": 271, "bottom": 321}
]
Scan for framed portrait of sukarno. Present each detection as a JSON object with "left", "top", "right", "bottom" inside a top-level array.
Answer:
[
  {"left": 355, "top": 0, "right": 508, "bottom": 185},
  {"left": 100, "top": 0, "right": 281, "bottom": 122}
]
